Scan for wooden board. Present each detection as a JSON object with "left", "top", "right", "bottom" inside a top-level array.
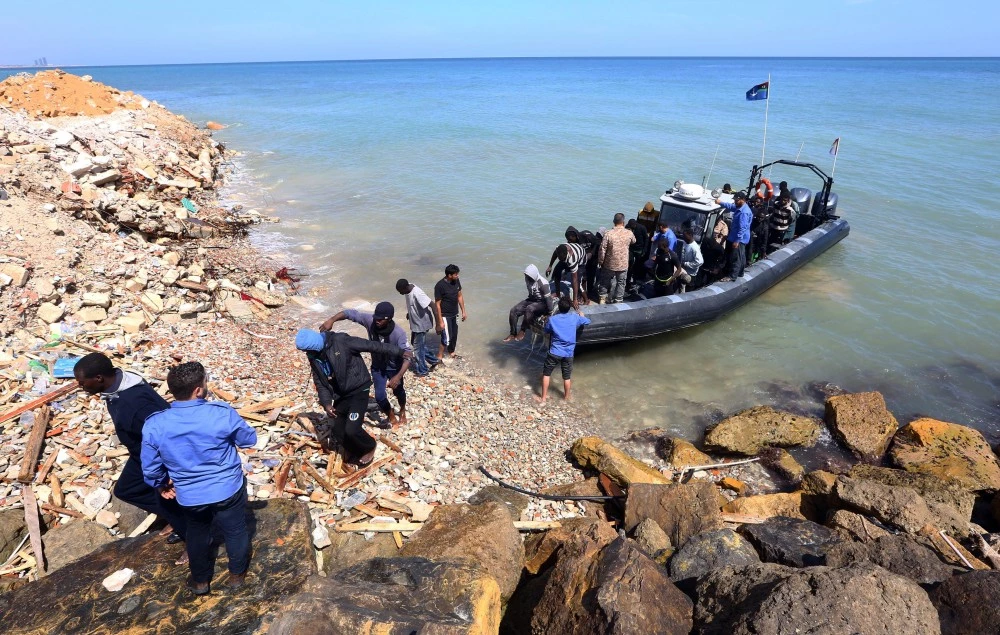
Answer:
[
  {"left": 0, "top": 382, "right": 78, "bottom": 425},
  {"left": 18, "top": 406, "right": 50, "bottom": 483}
]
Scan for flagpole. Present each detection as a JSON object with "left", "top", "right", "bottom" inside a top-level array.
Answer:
[
  {"left": 760, "top": 73, "right": 770, "bottom": 167},
  {"left": 831, "top": 136, "right": 840, "bottom": 178}
]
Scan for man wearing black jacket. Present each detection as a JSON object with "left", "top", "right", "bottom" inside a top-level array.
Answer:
[
  {"left": 74, "top": 353, "right": 187, "bottom": 546},
  {"left": 295, "top": 328, "right": 403, "bottom": 467}
]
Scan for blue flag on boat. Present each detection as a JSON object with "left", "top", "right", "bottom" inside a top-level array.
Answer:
[{"left": 746, "top": 81, "right": 769, "bottom": 101}]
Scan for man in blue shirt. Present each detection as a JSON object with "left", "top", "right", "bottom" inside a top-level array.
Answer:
[
  {"left": 537, "top": 297, "right": 591, "bottom": 403},
  {"left": 142, "top": 362, "right": 257, "bottom": 595},
  {"left": 715, "top": 191, "right": 753, "bottom": 281}
]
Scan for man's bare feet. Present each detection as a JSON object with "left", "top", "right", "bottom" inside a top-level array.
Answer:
[
  {"left": 397, "top": 411, "right": 408, "bottom": 426},
  {"left": 175, "top": 551, "right": 190, "bottom": 566},
  {"left": 356, "top": 449, "right": 376, "bottom": 468},
  {"left": 534, "top": 395, "right": 546, "bottom": 404},
  {"left": 502, "top": 335, "right": 516, "bottom": 343},
  {"left": 514, "top": 332, "right": 525, "bottom": 341},
  {"left": 387, "top": 410, "right": 398, "bottom": 425}
]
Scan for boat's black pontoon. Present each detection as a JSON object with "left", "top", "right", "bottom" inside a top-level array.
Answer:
[{"left": 536, "top": 160, "right": 849, "bottom": 345}]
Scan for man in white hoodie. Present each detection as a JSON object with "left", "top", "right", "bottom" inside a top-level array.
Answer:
[{"left": 504, "top": 264, "right": 552, "bottom": 342}]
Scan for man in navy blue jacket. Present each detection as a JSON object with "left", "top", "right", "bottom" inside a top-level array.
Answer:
[
  {"left": 715, "top": 191, "right": 754, "bottom": 281},
  {"left": 74, "top": 353, "right": 187, "bottom": 547}
]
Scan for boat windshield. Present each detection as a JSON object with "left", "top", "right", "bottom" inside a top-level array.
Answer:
[{"left": 658, "top": 204, "right": 708, "bottom": 239}]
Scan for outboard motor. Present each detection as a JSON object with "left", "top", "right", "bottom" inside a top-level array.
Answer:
[
  {"left": 811, "top": 191, "right": 839, "bottom": 219},
  {"left": 790, "top": 187, "right": 812, "bottom": 215}
]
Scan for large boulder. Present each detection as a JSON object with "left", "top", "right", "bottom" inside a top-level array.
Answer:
[
  {"left": 107, "top": 495, "right": 151, "bottom": 537},
  {"left": 467, "top": 485, "right": 529, "bottom": 519},
  {"left": 834, "top": 476, "right": 969, "bottom": 536},
  {"left": 400, "top": 502, "right": 523, "bottom": 600},
  {"left": 824, "top": 534, "right": 956, "bottom": 585},
  {"left": 266, "top": 560, "right": 500, "bottom": 635},
  {"left": 624, "top": 482, "right": 723, "bottom": 547},
  {"left": 531, "top": 537, "right": 693, "bottom": 635},
  {"left": 849, "top": 464, "right": 975, "bottom": 520},
  {"left": 0, "top": 509, "right": 26, "bottom": 563},
  {"left": 703, "top": 406, "right": 821, "bottom": 455},
  {"left": 740, "top": 516, "right": 842, "bottom": 567},
  {"left": 42, "top": 518, "right": 114, "bottom": 572},
  {"left": 696, "top": 562, "right": 941, "bottom": 634},
  {"left": 931, "top": 570, "right": 1000, "bottom": 634},
  {"left": 722, "top": 491, "right": 809, "bottom": 520},
  {"left": 826, "top": 509, "right": 894, "bottom": 542},
  {"left": 668, "top": 528, "right": 760, "bottom": 586},
  {"left": 0, "top": 499, "right": 315, "bottom": 634},
  {"left": 888, "top": 418, "right": 1000, "bottom": 493},
  {"left": 825, "top": 391, "right": 899, "bottom": 461},
  {"left": 523, "top": 516, "right": 617, "bottom": 575},
  {"left": 570, "top": 436, "right": 671, "bottom": 487},
  {"left": 694, "top": 562, "right": 797, "bottom": 631},
  {"left": 632, "top": 518, "right": 673, "bottom": 565},
  {"left": 664, "top": 437, "right": 712, "bottom": 468},
  {"left": 322, "top": 530, "right": 399, "bottom": 575}
]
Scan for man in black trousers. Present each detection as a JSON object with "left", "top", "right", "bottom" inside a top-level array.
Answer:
[{"left": 74, "top": 353, "right": 187, "bottom": 553}]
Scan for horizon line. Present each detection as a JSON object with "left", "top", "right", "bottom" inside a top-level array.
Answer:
[{"left": 2, "top": 55, "right": 998, "bottom": 69}]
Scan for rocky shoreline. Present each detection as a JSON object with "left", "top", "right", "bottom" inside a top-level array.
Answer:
[{"left": 2, "top": 71, "right": 1000, "bottom": 634}]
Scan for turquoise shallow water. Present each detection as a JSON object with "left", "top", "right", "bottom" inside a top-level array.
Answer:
[{"left": 7, "top": 58, "right": 999, "bottom": 442}]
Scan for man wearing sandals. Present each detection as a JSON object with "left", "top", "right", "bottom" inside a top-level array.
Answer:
[
  {"left": 295, "top": 327, "right": 404, "bottom": 467},
  {"left": 504, "top": 264, "right": 551, "bottom": 343}
]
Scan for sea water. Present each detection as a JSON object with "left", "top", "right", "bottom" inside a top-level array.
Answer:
[{"left": 9, "top": 58, "right": 999, "bottom": 442}]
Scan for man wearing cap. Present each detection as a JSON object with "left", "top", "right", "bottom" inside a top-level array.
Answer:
[
  {"left": 295, "top": 328, "right": 404, "bottom": 466},
  {"left": 319, "top": 303, "right": 413, "bottom": 426},
  {"left": 714, "top": 191, "right": 753, "bottom": 281}
]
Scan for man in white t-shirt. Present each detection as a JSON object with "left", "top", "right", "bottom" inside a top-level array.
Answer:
[
  {"left": 679, "top": 223, "right": 704, "bottom": 292},
  {"left": 396, "top": 278, "right": 441, "bottom": 376}
]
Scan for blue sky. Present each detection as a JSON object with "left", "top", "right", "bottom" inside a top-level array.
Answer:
[{"left": 2, "top": 0, "right": 997, "bottom": 65}]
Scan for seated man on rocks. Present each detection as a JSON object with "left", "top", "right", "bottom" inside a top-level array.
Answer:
[{"left": 504, "top": 264, "right": 552, "bottom": 342}]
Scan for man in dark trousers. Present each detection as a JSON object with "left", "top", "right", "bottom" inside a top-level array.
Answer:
[
  {"left": 73, "top": 353, "right": 187, "bottom": 549},
  {"left": 319, "top": 302, "right": 413, "bottom": 425},
  {"left": 434, "top": 264, "right": 467, "bottom": 359},
  {"left": 295, "top": 328, "right": 403, "bottom": 466}
]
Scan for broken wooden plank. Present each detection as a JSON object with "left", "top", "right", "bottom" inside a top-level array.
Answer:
[
  {"left": 375, "top": 434, "right": 402, "bottom": 453},
  {"left": 62, "top": 339, "right": 102, "bottom": 354},
  {"left": 393, "top": 531, "right": 403, "bottom": 549},
  {"left": 39, "top": 503, "right": 83, "bottom": 519},
  {"left": 273, "top": 460, "right": 292, "bottom": 498},
  {"left": 300, "top": 460, "right": 336, "bottom": 495},
  {"left": 335, "top": 454, "right": 397, "bottom": 491},
  {"left": 18, "top": 406, "right": 51, "bottom": 483},
  {"left": 49, "top": 475, "right": 63, "bottom": 508},
  {"left": 208, "top": 383, "right": 237, "bottom": 402},
  {"left": 128, "top": 513, "right": 158, "bottom": 538},
  {"left": 0, "top": 382, "right": 78, "bottom": 425},
  {"left": 238, "top": 396, "right": 290, "bottom": 416},
  {"left": 176, "top": 280, "right": 210, "bottom": 292},
  {"left": 353, "top": 503, "right": 380, "bottom": 518},
  {"left": 22, "top": 487, "right": 46, "bottom": 576}
]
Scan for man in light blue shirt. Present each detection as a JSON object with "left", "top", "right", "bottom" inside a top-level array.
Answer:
[
  {"left": 715, "top": 192, "right": 753, "bottom": 281},
  {"left": 537, "top": 297, "right": 590, "bottom": 403},
  {"left": 142, "top": 361, "right": 256, "bottom": 595}
]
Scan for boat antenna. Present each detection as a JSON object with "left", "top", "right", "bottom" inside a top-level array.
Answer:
[
  {"left": 794, "top": 141, "right": 805, "bottom": 161},
  {"left": 704, "top": 143, "right": 720, "bottom": 188},
  {"left": 830, "top": 136, "right": 841, "bottom": 178},
  {"left": 759, "top": 73, "right": 771, "bottom": 167}
]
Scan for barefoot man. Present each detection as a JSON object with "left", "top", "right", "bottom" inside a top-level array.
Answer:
[
  {"left": 320, "top": 302, "right": 413, "bottom": 425},
  {"left": 537, "top": 297, "right": 590, "bottom": 403},
  {"left": 504, "top": 264, "right": 551, "bottom": 343}
]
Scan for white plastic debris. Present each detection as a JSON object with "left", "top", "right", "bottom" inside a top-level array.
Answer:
[
  {"left": 311, "top": 525, "right": 331, "bottom": 549},
  {"left": 102, "top": 568, "right": 134, "bottom": 592},
  {"left": 84, "top": 487, "right": 112, "bottom": 513}
]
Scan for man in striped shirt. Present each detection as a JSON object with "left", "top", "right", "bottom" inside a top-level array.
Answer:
[{"left": 545, "top": 229, "right": 588, "bottom": 309}]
